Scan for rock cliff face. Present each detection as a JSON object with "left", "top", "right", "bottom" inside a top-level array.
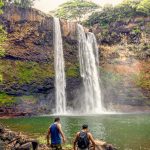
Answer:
[
  {"left": 0, "top": 5, "right": 149, "bottom": 115},
  {"left": 0, "top": 5, "right": 80, "bottom": 115},
  {"left": 92, "top": 17, "right": 150, "bottom": 111}
]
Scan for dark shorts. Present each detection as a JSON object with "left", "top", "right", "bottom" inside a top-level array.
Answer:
[{"left": 51, "top": 144, "right": 62, "bottom": 150}]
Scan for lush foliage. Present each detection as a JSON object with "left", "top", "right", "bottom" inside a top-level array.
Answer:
[
  {"left": 86, "top": 0, "right": 150, "bottom": 27},
  {"left": 0, "top": 92, "right": 16, "bottom": 106},
  {"left": 137, "top": 0, "right": 150, "bottom": 15},
  {"left": 0, "top": 0, "right": 7, "bottom": 57},
  {"left": 133, "top": 63, "right": 150, "bottom": 90},
  {"left": 0, "top": 26, "right": 7, "bottom": 57},
  {"left": 54, "top": 0, "right": 99, "bottom": 21},
  {"left": 0, "top": 60, "right": 54, "bottom": 84},
  {"left": 0, "top": 0, "right": 3, "bottom": 14},
  {"left": 66, "top": 64, "right": 80, "bottom": 77},
  {"left": 3, "top": 0, "right": 35, "bottom": 8}
]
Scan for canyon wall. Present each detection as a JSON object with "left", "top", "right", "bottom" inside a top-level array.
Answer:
[{"left": 0, "top": 5, "right": 149, "bottom": 115}]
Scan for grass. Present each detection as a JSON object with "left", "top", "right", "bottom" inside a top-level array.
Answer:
[{"left": 37, "top": 135, "right": 73, "bottom": 149}]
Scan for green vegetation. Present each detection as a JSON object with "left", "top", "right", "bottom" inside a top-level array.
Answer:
[
  {"left": 66, "top": 65, "right": 80, "bottom": 77},
  {"left": 3, "top": 0, "right": 35, "bottom": 8},
  {"left": 137, "top": 0, "right": 150, "bottom": 15},
  {"left": 133, "top": 64, "right": 150, "bottom": 89},
  {"left": 0, "top": 0, "right": 3, "bottom": 14},
  {"left": 86, "top": 0, "right": 150, "bottom": 27},
  {"left": 0, "top": 0, "right": 7, "bottom": 57},
  {"left": 53, "top": 0, "right": 99, "bottom": 21},
  {"left": 0, "top": 60, "right": 54, "bottom": 84},
  {"left": 136, "top": 73, "right": 150, "bottom": 89},
  {"left": 37, "top": 136, "right": 46, "bottom": 144},
  {"left": 0, "top": 59, "right": 80, "bottom": 85},
  {"left": 0, "top": 74, "right": 2, "bottom": 82},
  {"left": 132, "top": 26, "right": 141, "bottom": 34},
  {"left": 0, "top": 92, "right": 16, "bottom": 106}
]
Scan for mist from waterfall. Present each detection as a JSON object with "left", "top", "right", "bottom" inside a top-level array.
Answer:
[
  {"left": 77, "top": 24, "right": 103, "bottom": 113},
  {"left": 53, "top": 18, "right": 66, "bottom": 114}
]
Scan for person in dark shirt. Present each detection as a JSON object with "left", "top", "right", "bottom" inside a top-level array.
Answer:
[
  {"left": 47, "top": 117, "right": 66, "bottom": 150},
  {"left": 73, "top": 124, "right": 96, "bottom": 150}
]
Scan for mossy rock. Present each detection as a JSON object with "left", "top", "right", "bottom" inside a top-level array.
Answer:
[
  {"left": 66, "top": 64, "right": 80, "bottom": 77},
  {"left": 0, "top": 59, "right": 55, "bottom": 84},
  {"left": 0, "top": 92, "right": 16, "bottom": 106}
]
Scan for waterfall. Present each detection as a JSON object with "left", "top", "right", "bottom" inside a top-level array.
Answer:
[
  {"left": 53, "top": 18, "right": 66, "bottom": 114},
  {"left": 77, "top": 24, "right": 103, "bottom": 113}
]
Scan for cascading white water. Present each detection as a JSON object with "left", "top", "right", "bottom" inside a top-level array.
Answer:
[
  {"left": 77, "top": 24, "right": 103, "bottom": 113},
  {"left": 53, "top": 18, "right": 66, "bottom": 114}
]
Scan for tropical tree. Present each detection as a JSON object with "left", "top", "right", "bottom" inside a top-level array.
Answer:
[
  {"left": 3, "top": 0, "right": 35, "bottom": 8},
  {"left": 86, "top": 0, "right": 150, "bottom": 27},
  {"left": 54, "top": 0, "right": 100, "bottom": 22},
  {"left": 137, "top": 0, "right": 150, "bottom": 15}
]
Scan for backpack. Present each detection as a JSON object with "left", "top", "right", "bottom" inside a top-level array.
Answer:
[{"left": 77, "top": 131, "right": 89, "bottom": 149}]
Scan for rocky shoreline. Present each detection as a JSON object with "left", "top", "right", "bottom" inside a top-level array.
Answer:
[
  {"left": 1, "top": 104, "right": 150, "bottom": 119},
  {"left": 0, "top": 124, "right": 117, "bottom": 150}
]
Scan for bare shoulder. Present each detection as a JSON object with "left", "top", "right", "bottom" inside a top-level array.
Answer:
[
  {"left": 56, "top": 123, "right": 61, "bottom": 128},
  {"left": 87, "top": 132, "right": 93, "bottom": 138},
  {"left": 76, "top": 132, "right": 80, "bottom": 136},
  {"left": 87, "top": 132, "right": 92, "bottom": 136}
]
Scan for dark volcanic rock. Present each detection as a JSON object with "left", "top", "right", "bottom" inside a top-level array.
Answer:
[
  {"left": 0, "top": 5, "right": 78, "bottom": 63},
  {"left": 0, "top": 5, "right": 80, "bottom": 114},
  {"left": 0, "top": 4, "right": 149, "bottom": 114},
  {"left": 1, "top": 5, "right": 54, "bottom": 62}
]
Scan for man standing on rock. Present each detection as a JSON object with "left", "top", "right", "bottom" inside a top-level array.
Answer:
[
  {"left": 73, "top": 124, "right": 96, "bottom": 150},
  {"left": 47, "top": 117, "right": 66, "bottom": 150}
]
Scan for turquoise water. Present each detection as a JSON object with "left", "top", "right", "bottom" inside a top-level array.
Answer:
[{"left": 0, "top": 114, "right": 150, "bottom": 150}]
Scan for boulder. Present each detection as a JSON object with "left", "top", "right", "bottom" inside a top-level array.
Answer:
[
  {"left": 0, "top": 125, "right": 38, "bottom": 150},
  {"left": 94, "top": 140, "right": 117, "bottom": 150}
]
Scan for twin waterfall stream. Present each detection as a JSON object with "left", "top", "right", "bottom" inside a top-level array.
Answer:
[
  {"left": 53, "top": 18, "right": 103, "bottom": 114},
  {"left": 53, "top": 18, "right": 66, "bottom": 114},
  {"left": 78, "top": 24, "right": 103, "bottom": 113}
]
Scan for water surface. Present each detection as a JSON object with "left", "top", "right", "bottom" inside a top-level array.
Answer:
[{"left": 0, "top": 114, "right": 150, "bottom": 150}]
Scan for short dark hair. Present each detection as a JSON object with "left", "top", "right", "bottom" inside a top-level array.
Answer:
[
  {"left": 89, "top": 28, "right": 93, "bottom": 32},
  {"left": 82, "top": 124, "right": 88, "bottom": 129},
  {"left": 54, "top": 117, "right": 60, "bottom": 122}
]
